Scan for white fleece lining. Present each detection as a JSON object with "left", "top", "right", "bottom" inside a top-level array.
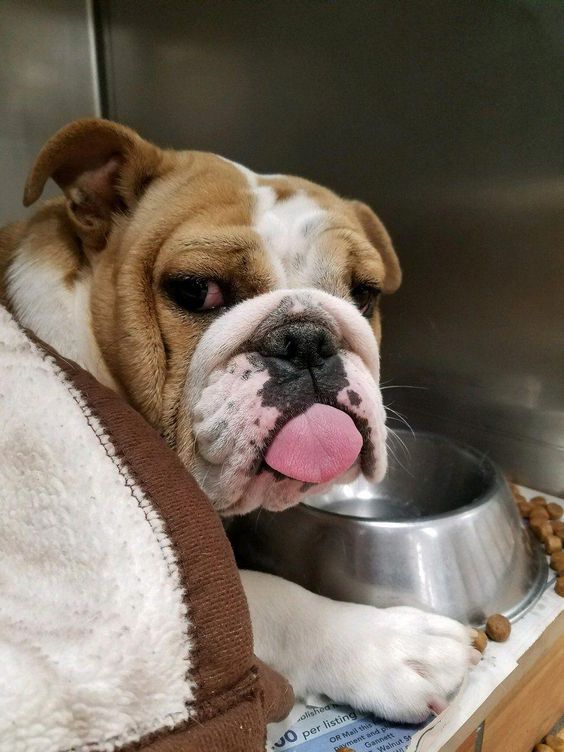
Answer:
[{"left": 0, "top": 307, "right": 194, "bottom": 752}]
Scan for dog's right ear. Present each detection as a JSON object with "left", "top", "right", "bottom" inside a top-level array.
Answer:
[{"left": 23, "top": 119, "right": 165, "bottom": 249}]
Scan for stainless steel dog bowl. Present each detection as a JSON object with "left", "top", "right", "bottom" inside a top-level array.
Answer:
[{"left": 230, "top": 430, "right": 547, "bottom": 626}]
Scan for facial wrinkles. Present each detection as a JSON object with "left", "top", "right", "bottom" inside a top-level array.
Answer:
[
  {"left": 186, "top": 289, "right": 381, "bottom": 414},
  {"left": 182, "top": 288, "right": 387, "bottom": 510},
  {"left": 226, "top": 158, "right": 328, "bottom": 289},
  {"left": 189, "top": 343, "right": 386, "bottom": 513},
  {"left": 253, "top": 189, "right": 327, "bottom": 286}
]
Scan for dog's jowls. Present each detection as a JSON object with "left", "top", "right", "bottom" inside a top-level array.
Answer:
[
  {"left": 186, "top": 287, "right": 387, "bottom": 514},
  {"left": 0, "top": 119, "right": 478, "bottom": 723}
]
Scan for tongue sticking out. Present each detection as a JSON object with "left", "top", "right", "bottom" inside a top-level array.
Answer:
[{"left": 264, "top": 403, "right": 363, "bottom": 484}]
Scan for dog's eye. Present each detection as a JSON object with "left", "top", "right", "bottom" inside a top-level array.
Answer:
[
  {"left": 351, "top": 283, "right": 380, "bottom": 317},
  {"left": 164, "top": 276, "right": 225, "bottom": 312}
]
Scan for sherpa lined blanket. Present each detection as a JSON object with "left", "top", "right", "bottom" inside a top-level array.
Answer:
[{"left": 0, "top": 305, "right": 292, "bottom": 752}]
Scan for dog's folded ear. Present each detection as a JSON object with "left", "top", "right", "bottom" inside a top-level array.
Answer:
[
  {"left": 23, "top": 118, "right": 166, "bottom": 249},
  {"left": 348, "top": 200, "right": 402, "bottom": 294}
]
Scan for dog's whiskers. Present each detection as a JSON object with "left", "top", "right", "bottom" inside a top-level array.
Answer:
[
  {"left": 386, "top": 429, "right": 416, "bottom": 477},
  {"left": 380, "top": 384, "right": 428, "bottom": 391},
  {"left": 387, "top": 427, "right": 410, "bottom": 458},
  {"left": 385, "top": 406, "right": 416, "bottom": 438},
  {"left": 385, "top": 439, "right": 408, "bottom": 475}
]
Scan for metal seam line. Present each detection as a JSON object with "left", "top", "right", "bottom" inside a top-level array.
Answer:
[{"left": 85, "top": 0, "right": 102, "bottom": 118}]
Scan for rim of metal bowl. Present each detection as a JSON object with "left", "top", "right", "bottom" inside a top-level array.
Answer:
[{"left": 301, "top": 430, "right": 508, "bottom": 525}]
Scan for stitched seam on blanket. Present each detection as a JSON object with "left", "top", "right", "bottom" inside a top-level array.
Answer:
[
  {"left": 4, "top": 307, "right": 268, "bottom": 749},
  {"left": 35, "top": 348, "right": 195, "bottom": 751}
]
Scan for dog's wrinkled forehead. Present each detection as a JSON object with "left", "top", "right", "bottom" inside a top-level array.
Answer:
[
  {"left": 229, "top": 163, "right": 327, "bottom": 283},
  {"left": 215, "top": 159, "right": 377, "bottom": 295},
  {"left": 249, "top": 291, "right": 337, "bottom": 343}
]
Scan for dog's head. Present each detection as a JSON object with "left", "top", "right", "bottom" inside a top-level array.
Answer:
[{"left": 24, "top": 119, "right": 401, "bottom": 515}]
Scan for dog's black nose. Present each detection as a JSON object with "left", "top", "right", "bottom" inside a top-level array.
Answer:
[{"left": 257, "top": 322, "right": 338, "bottom": 368}]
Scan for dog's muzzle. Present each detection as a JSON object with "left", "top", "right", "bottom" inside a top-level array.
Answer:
[
  {"left": 184, "top": 289, "right": 387, "bottom": 514},
  {"left": 255, "top": 319, "right": 338, "bottom": 368},
  {"left": 250, "top": 319, "right": 364, "bottom": 483}
]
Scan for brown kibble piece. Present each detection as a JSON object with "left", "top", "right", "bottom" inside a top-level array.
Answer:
[
  {"left": 557, "top": 728, "right": 564, "bottom": 741},
  {"left": 544, "top": 736, "right": 564, "bottom": 751},
  {"left": 530, "top": 515, "right": 551, "bottom": 530},
  {"left": 472, "top": 630, "right": 488, "bottom": 653},
  {"left": 517, "top": 500, "right": 533, "bottom": 518},
  {"left": 546, "top": 502, "right": 563, "bottom": 520},
  {"left": 531, "top": 521, "right": 553, "bottom": 541},
  {"left": 551, "top": 523, "right": 564, "bottom": 543},
  {"left": 550, "top": 551, "right": 564, "bottom": 574},
  {"left": 531, "top": 496, "right": 547, "bottom": 507},
  {"left": 513, "top": 493, "right": 527, "bottom": 505},
  {"left": 529, "top": 507, "right": 550, "bottom": 522},
  {"left": 555, "top": 576, "right": 564, "bottom": 597},
  {"left": 535, "top": 745, "right": 553, "bottom": 752},
  {"left": 485, "top": 613, "right": 511, "bottom": 642},
  {"left": 545, "top": 535, "right": 563, "bottom": 555}
]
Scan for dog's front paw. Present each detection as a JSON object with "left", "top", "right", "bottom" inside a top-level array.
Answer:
[{"left": 314, "top": 603, "right": 479, "bottom": 723}]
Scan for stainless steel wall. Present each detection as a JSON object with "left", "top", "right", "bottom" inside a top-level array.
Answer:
[
  {"left": 100, "top": 0, "right": 564, "bottom": 495},
  {"left": 3, "top": 1, "right": 562, "bottom": 494},
  {"left": 0, "top": 0, "right": 99, "bottom": 221}
]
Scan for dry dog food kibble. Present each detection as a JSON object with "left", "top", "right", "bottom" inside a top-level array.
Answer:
[
  {"left": 529, "top": 507, "right": 550, "bottom": 522},
  {"left": 485, "top": 613, "right": 511, "bottom": 641},
  {"left": 546, "top": 502, "right": 563, "bottom": 520},
  {"left": 550, "top": 551, "right": 564, "bottom": 574},
  {"left": 518, "top": 500, "right": 533, "bottom": 518},
  {"left": 533, "top": 731, "right": 564, "bottom": 751},
  {"left": 472, "top": 630, "right": 488, "bottom": 653},
  {"left": 512, "top": 485, "right": 564, "bottom": 603},
  {"left": 544, "top": 736, "right": 564, "bottom": 752},
  {"left": 531, "top": 520, "right": 553, "bottom": 541},
  {"left": 545, "top": 535, "right": 563, "bottom": 555}
]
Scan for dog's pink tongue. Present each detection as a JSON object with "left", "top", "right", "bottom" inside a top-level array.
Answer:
[{"left": 265, "top": 404, "right": 363, "bottom": 484}]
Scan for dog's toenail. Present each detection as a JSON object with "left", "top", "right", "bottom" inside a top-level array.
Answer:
[{"left": 428, "top": 696, "right": 448, "bottom": 716}]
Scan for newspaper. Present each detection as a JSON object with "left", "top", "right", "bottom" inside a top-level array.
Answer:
[
  {"left": 267, "top": 701, "right": 423, "bottom": 752},
  {"left": 266, "top": 486, "right": 564, "bottom": 752}
]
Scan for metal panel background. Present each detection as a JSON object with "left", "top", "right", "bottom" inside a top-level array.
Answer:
[
  {"left": 0, "top": 0, "right": 98, "bottom": 221},
  {"left": 100, "top": 0, "right": 563, "bottom": 495},
  {"left": 4, "top": 1, "right": 561, "bottom": 494}
]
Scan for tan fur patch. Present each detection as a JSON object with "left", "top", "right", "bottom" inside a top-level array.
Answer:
[{"left": 0, "top": 221, "right": 25, "bottom": 305}]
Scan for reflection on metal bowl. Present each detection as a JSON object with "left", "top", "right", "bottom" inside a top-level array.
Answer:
[{"left": 230, "top": 430, "right": 547, "bottom": 626}]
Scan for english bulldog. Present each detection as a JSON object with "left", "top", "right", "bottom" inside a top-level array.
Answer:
[{"left": 0, "top": 119, "right": 478, "bottom": 724}]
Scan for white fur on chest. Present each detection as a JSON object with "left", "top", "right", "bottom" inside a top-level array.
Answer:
[{"left": 6, "top": 241, "right": 116, "bottom": 387}]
